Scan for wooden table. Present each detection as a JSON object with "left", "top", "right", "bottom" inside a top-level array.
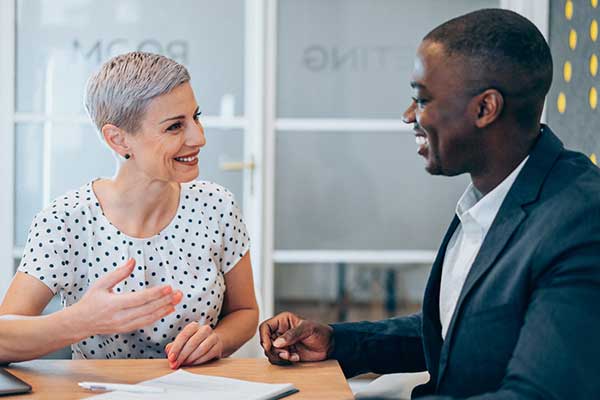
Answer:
[{"left": 3, "top": 358, "right": 353, "bottom": 399}]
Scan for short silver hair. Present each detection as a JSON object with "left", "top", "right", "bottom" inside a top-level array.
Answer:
[{"left": 84, "top": 51, "right": 190, "bottom": 134}]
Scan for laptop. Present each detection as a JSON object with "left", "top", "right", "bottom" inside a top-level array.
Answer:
[{"left": 0, "top": 368, "right": 31, "bottom": 396}]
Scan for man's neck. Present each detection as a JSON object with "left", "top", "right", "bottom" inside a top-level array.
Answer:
[{"left": 470, "top": 126, "right": 540, "bottom": 195}]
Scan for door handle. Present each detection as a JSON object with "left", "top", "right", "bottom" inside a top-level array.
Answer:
[
  {"left": 219, "top": 156, "right": 256, "bottom": 195},
  {"left": 219, "top": 160, "right": 256, "bottom": 171}
]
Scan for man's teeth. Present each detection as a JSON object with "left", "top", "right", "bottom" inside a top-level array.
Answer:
[
  {"left": 175, "top": 155, "right": 197, "bottom": 162},
  {"left": 415, "top": 136, "right": 428, "bottom": 146}
]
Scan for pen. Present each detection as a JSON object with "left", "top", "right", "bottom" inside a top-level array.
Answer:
[{"left": 78, "top": 382, "right": 165, "bottom": 393}]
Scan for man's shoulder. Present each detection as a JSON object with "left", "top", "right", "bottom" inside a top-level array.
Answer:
[{"left": 544, "top": 148, "right": 600, "bottom": 206}]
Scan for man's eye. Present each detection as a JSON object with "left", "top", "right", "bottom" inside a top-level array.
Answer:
[
  {"left": 412, "top": 97, "right": 428, "bottom": 106},
  {"left": 166, "top": 122, "right": 183, "bottom": 131}
]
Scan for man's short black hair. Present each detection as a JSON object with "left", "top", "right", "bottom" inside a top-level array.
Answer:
[{"left": 424, "top": 8, "right": 553, "bottom": 123}]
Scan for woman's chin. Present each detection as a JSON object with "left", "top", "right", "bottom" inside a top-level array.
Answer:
[{"left": 177, "top": 170, "right": 200, "bottom": 183}]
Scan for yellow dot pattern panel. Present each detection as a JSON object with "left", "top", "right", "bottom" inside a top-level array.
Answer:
[
  {"left": 548, "top": 1, "right": 600, "bottom": 157},
  {"left": 569, "top": 29, "right": 578, "bottom": 49},
  {"left": 566, "top": 0, "right": 574, "bottom": 19},
  {"left": 590, "top": 87, "right": 598, "bottom": 109},
  {"left": 591, "top": 19, "right": 599, "bottom": 41},
  {"left": 564, "top": 60, "right": 573, "bottom": 81},
  {"left": 558, "top": 92, "right": 567, "bottom": 114}
]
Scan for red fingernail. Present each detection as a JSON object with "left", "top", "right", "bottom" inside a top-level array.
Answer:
[{"left": 162, "top": 286, "right": 173, "bottom": 295}]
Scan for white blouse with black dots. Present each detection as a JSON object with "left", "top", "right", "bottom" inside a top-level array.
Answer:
[{"left": 18, "top": 180, "right": 250, "bottom": 360}]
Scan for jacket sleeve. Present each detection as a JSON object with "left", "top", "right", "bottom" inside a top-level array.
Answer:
[
  {"left": 417, "top": 238, "right": 600, "bottom": 400},
  {"left": 329, "top": 312, "right": 426, "bottom": 378}
]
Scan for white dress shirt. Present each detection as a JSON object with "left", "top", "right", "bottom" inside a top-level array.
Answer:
[{"left": 439, "top": 156, "right": 529, "bottom": 339}]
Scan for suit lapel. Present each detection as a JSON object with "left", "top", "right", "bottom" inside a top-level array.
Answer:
[
  {"left": 434, "top": 126, "right": 564, "bottom": 387},
  {"left": 422, "top": 216, "right": 460, "bottom": 381}
]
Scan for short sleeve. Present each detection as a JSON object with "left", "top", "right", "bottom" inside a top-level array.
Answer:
[
  {"left": 218, "top": 189, "right": 250, "bottom": 273},
  {"left": 17, "top": 211, "right": 73, "bottom": 294}
]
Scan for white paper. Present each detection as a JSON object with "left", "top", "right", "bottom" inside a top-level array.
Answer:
[{"left": 85, "top": 369, "right": 297, "bottom": 400}]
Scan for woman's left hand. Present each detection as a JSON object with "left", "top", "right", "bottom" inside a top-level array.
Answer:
[{"left": 165, "top": 322, "right": 223, "bottom": 368}]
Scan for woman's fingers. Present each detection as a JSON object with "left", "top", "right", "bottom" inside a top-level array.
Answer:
[
  {"left": 172, "top": 325, "right": 212, "bottom": 368},
  {"left": 117, "top": 291, "right": 180, "bottom": 323},
  {"left": 167, "top": 323, "right": 202, "bottom": 367},
  {"left": 93, "top": 259, "right": 136, "bottom": 290},
  {"left": 119, "top": 285, "right": 176, "bottom": 309},
  {"left": 119, "top": 303, "right": 175, "bottom": 333},
  {"left": 183, "top": 336, "right": 219, "bottom": 366}
]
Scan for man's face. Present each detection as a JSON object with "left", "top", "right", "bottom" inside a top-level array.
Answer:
[{"left": 403, "top": 41, "right": 481, "bottom": 176}]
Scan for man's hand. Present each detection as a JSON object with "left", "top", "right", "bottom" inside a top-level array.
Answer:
[
  {"left": 259, "top": 312, "right": 333, "bottom": 365},
  {"left": 164, "top": 322, "right": 224, "bottom": 368},
  {"left": 71, "top": 259, "right": 183, "bottom": 335}
]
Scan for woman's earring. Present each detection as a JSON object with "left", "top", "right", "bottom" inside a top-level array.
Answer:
[{"left": 124, "top": 154, "right": 131, "bottom": 160}]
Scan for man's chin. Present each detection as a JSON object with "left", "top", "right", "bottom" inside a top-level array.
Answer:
[{"left": 424, "top": 163, "right": 443, "bottom": 176}]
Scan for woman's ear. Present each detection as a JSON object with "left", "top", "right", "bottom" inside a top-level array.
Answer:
[
  {"left": 101, "top": 124, "right": 130, "bottom": 158},
  {"left": 473, "top": 89, "right": 504, "bottom": 128}
]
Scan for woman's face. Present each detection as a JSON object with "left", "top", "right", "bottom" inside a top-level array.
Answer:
[{"left": 127, "top": 82, "right": 206, "bottom": 183}]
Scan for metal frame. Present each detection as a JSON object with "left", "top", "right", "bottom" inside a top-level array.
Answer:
[
  {"left": 262, "top": 0, "right": 278, "bottom": 319},
  {"left": 0, "top": 0, "right": 16, "bottom": 296},
  {"left": 244, "top": 0, "right": 266, "bottom": 307}
]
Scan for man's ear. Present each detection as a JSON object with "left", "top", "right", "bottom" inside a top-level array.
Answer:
[
  {"left": 472, "top": 89, "right": 504, "bottom": 128},
  {"left": 101, "top": 124, "right": 130, "bottom": 157}
]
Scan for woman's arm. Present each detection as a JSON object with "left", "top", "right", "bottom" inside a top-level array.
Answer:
[
  {"left": 0, "top": 260, "right": 182, "bottom": 363},
  {"left": 214, "top": 251, "right": 259, "bottom": 356},
  {"left": 166, "top": 251, "right": 259, "bottom": 368}
]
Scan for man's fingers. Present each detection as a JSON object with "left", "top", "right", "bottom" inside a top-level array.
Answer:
[
  {"left": 94, "top": 259, "right": 135, "bottom": 290},
  {"left": 259, "top": 320, "right": 276, "bottom": 352},
  {"left": 264, "top": 348, "right": 292, "bottom": 366},
  {"left": 273, "top": 323, "right": 310, "bottom": 348}
]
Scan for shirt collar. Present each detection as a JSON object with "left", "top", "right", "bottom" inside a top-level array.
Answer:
[{"left": 455, "top": 155, "right": 529, "bottom": 234}]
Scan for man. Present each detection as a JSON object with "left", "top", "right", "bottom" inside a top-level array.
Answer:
[{"left": 259, "top": 9, "right": 600, "bottom": 399}]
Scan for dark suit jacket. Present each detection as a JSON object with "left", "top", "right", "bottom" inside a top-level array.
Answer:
[{"left": 330, "top": 126, "right": 600, "bottom": 399}]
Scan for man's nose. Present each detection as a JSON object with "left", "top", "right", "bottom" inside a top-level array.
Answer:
[{"left": 402, "top": 102, "right": 416, "bottom": 124}]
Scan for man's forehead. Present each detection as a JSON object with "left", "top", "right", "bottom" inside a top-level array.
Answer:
[{"left": 410, "top": 40, "right": 469, "bottom": 89}]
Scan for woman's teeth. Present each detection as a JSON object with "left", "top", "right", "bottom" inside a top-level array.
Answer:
[{"left": 175, "top": 155, "right": 197, "bottom": 162}]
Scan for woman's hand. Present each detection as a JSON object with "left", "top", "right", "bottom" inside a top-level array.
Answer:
[
  {"left": 70, "top": 258, "right": 183, "bottom": 336},
  {"left": 165, "top": 322, "right": 224, "bottom": 368}
]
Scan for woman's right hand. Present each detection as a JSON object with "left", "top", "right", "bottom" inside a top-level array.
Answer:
[{"left": 70, "top": 259, "right": 182, "bottom": 336}]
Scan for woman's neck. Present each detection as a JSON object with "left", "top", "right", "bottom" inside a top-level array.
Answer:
[{"left": 92, "top": 168, "right": 181, "bottom": 239}]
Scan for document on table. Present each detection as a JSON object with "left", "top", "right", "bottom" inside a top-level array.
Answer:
[{"left": 85, "top": 369, "right": 299, "bottom": 400}]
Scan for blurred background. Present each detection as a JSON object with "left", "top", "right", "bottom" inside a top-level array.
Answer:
[{"left": 0, "top": 0, "right": 596, "bottom": 363}]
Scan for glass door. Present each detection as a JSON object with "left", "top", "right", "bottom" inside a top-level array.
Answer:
[
  {"left": 266, "top": 0, "right": 500, "bottom": 322},
  {"left": 1, "top": 0, "right": 265, "bottom": 356}
]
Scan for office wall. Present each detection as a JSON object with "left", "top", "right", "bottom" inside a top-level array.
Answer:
[{"left": 548, "top": 0, "right": 600, "bottom": 161}]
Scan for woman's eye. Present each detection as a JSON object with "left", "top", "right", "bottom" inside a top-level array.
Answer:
[
  {"left": 193, "top": 111, "right": 202, "bottom": 121},
  {"left": 166, "top": 122, "right": 183, "bottom": 132}
]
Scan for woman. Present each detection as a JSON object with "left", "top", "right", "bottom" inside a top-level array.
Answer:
[{"left": 0, "top": 52, "right": 258, "bottom": 368}]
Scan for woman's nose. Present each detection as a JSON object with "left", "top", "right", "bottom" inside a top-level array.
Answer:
[{"left": 188, "top": 122, "right": 206, "bottom": 147}]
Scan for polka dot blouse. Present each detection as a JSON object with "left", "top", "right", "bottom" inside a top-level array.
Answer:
[{"left": 18, "top": 180, "right": 250, "bottom": 360}]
